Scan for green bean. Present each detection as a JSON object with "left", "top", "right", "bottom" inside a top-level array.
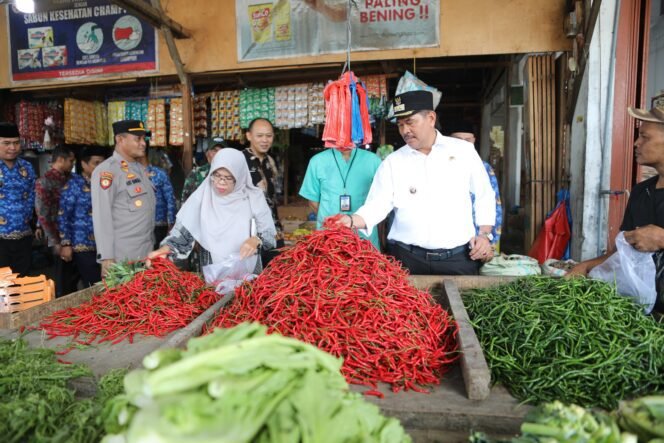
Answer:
[{"left": 464, "top": 276, "right": 664, "bottom": 409}]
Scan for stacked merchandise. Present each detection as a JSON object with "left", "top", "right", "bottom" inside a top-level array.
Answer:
[
  {"left": 16, "top": 100, "right": 63, "bottom": 150},
  {"left": 193, "top": 95, "right": 208, "bottom": 138},
  {"left": 63, "top": 98, "right": 98, "bottom": 145},
  {"left": 308, "top": 82, "right": 325, "bottom": 126},
  {"left": 107, "top": 101, "right": 126, "bottom": 145},
  {"left": 94, "top": 102, "right": 108, "bottom": 146},
  {"left": 146, "top": 99, "right": 167, "bottom": 147},
  {"left": 364, "top": 74, "right": 389, "bottom": 119},
  {"left": 274, "top": 84, "right": 308, "bottom": 129},
  {"left": 124, "top": 100, "right": 148, "bottom": 124},
  {"left": 210, "top": 92, "right": 239, "bottom": 140},
  {"left": 239, "top": 88, "right": 275, "bottom": 129},
  {"left": 169, "top": 98, "right": 184, "bottom": 146}
]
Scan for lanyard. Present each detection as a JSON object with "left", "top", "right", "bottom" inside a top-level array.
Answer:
[{"left": 331, "top": 149, "right": 357, "bottom": 193}]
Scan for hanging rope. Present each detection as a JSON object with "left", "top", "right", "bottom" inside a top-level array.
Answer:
[{"left": 341, "top": 0, "right": 357, "bottom": 75}]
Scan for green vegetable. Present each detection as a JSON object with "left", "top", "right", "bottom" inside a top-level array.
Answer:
[
  {"left": 470, "top": 401, "right": 636, "bottom": 443},
  {"left": 465, "top": 277, "right": 664, "bottom": 409},
  {"left": 100, "top": 261, "right": 146, "bottom": 289},
  {"left": 616, "top": 396, "right": 664, "bottom": 442},
  {"left": 0, "top": 338, "right": 127, "bottom": 442},
  {"left": 103, "top": 323, "right": 411, "bottom": 443}
]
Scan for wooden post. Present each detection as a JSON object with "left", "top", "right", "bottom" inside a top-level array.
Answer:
[
  {"left": 181, "top": 79, "right": 193, "bottom": 174},
  {"left": 150, "top": 0, "right": 193, "bottom": 174}
]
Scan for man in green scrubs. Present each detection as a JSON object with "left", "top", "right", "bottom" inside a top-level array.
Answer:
[{"left": 299, "top": 147, "right": 382, "bottom": 249}]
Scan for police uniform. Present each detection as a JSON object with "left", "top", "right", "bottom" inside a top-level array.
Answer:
[
  {"left": 0, "top": 156, "right": 36, "bottom": 276},
  {"left": 58, "top": 173, "right": 100, "bottom": 286},
  {"left": 91, "top": 121, "right": 156, "bottom": 263}
]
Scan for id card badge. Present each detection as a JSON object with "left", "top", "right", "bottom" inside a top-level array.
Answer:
[{"left": 340, "top": 194, "right": 351, "bottom": 212}]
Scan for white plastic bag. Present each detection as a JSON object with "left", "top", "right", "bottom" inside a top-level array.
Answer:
[
  {"left": 589, "top": 232, "right": 656, "bottom": 313},
  {"left": 202, "top": 253, "right": 257, "bottom": 294},
  {"left": 480, "top": 254, "right": 541, "bottom": 276}
]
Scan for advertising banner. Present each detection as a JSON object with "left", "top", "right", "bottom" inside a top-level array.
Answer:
[
  {"left": 7, "top": 0, "right": 157, "bottom": 83},
  {"left": 237, "top": 0, "right": 439, "bottom": 62}
]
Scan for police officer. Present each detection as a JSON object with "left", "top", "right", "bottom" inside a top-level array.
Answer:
[
  {"left": 91, "top": 120, "right": 156, "bottom": 277},
  {"left": 0, "top": 122, "right": 36, "bottom": 276}
]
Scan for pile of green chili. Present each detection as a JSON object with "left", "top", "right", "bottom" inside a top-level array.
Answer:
[
  {"left": 464, "top": 276, "right": 664, "bottom": 409},
  {"left": 0, "top": 337, "right": 126, "bottom": 442}
]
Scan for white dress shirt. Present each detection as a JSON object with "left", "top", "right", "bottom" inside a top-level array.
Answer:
[{"left": 355, "top": 132, "right": 496, "bottom": 250}]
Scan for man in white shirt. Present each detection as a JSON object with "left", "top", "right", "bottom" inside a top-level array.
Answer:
[{"left": 333, "top": 91, "right": 496, "bottom": 275}]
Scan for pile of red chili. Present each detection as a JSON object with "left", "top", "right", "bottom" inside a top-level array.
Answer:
[
  {"left": 209, "top": 221, "right": 459, "bottom": 394},
  {"left": 40, "top": 258, "right": 218, "bottom": 347}
]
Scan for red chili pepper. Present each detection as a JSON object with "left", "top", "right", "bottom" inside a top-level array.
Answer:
[
  {"left": 40, "top": 258, "right": 219, "bottom": 352},
  {"left": 208, "top": 224, "right": 459, "bottom": 394}
]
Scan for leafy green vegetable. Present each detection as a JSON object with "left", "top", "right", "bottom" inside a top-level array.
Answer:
[
  {"left": 103, "top": 323, "right": 411, "bottom": 443},
  {"left": 0, "top": 338, "right": 127, "bottom": 442},
  {"left": 470, "top": 401, "right": 636, "bottom": 443},
  {"left": 616, "top": 396, "right": 664, "bottom": 442},
  {"left": 100, "top": 261, "right": 146, "bottom": 289}
]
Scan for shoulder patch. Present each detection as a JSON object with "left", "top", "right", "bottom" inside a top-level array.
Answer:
[{"left": 100, "top": 171, "right": 113, "bottom": 190}]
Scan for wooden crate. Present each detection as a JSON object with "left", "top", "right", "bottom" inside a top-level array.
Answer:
[
  {"left": 0, "top": 275, "right": 55, "bottom": 314},
  {"left": 0, "top": 285, "right": 98, "bottom": 330},
  {"left": 408, "top": 275, "right": 513, "bottom": 401}
]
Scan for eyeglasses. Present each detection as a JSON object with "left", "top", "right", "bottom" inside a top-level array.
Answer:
[{"left": 211, "top": 173, "right": 235, "bottom": 183}]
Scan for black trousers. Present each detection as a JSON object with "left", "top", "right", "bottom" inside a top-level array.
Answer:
[
  {"left": 73, "top": 251, "right": 101, "bottom": 288},
  {"left": 261, "top": 239, "right": 285, "bottom": 269},
  {"left": 0, "top": 236, "right": 33, "bottom": 276},
  {"left": 387, "top": 241, "right": 481, "bottom": 275},
  {"left": 54, "top": 247, "right": 79, "bottom": 298},
  {"left": 154, "top": 225, "right": 169, "bottom": 249}
]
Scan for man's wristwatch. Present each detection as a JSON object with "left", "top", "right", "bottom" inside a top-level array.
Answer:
[{"left": 479, "top": 232, "right": 494, "bottom": 242}]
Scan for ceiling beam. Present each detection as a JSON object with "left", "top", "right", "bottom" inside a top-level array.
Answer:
[{"left": 110, "top": 0, "right": 191, "bottom": 39}]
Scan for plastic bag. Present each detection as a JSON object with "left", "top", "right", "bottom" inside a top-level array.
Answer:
[
  {"left": 528, "top": 199, "right": 571, "bottom": 264},
  {"left": 541, "top": 258, "right": 578, "bottom": 277},
  {"left": 387, "top": 71, "right": 442, "bottom": 120},
  {"left": 589, "top": 232, "right": 656, "bottom": 313},
  {"left": 480, "top": 254, "right": 541, "bottom": 276},
  {"left": 202, "top": 253, "right": 257, "bottom": 294}
]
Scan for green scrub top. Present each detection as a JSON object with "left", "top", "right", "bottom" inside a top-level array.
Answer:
[{"left": 299, "top": 148, "right": 382, "bottom": 249}]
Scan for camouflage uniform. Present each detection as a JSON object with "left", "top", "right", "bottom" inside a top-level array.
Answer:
[{"left": 181, "top": 164, "right": 210, "bottom": 204}]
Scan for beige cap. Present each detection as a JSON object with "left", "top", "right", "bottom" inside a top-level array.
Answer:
[{"left": 628, "top": 94, "right": 664, "bottom": 124}]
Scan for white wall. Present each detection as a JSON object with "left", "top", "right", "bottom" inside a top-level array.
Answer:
[
  {"left": 569, "top": 0, "right": 619, "bottom": 260},
  {"left": 647, "top": 0, "right": 664, "bottom": 101}
]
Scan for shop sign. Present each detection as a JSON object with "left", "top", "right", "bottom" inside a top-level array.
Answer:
[
  {"left": 237, "top": 0, "right": 439, "bottom": 61},
  {"left": 6, "top": 0, "right": 158, "bottom": 83}
]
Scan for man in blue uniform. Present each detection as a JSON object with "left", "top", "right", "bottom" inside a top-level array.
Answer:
[
  {"left": 0, "top": 122, "right": 36, "bottom": 276},
  {"left": 139, "top": 147, "right": 176, "bottom": 247},
  {"left": 58, "top": 146, "right": 107, "bottom": 287},
  {"left": 449, "top": 123, "right": 503, "bottom": 259}
]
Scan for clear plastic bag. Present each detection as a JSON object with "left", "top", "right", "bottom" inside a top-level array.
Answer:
[
  {"left": 202, "top": 253, "right": 257, "bottom": 294},
  {"left": 387, "top": 71, "right": 442, "bottom": 120},
  {"left": 589, "top": 232, "right": 656, "bottom": 313}
]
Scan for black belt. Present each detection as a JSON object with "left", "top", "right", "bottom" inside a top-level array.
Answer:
[{"left": 393, "top": 241, "right": 468, "bottom": 261}]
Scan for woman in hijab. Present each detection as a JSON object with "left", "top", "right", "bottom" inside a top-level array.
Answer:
[{"left": 148, "top": 149, "right": 276, "bottom": 271}]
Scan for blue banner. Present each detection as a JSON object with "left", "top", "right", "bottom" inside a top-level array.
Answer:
[{"left": 7, "top": 0, "right": 158, "bottom": 83}]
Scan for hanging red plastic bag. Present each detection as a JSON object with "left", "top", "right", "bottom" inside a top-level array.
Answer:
[
  {"left": 322, "top": 71, "right": 372, "bottom": 150},
  {"left": 528, "top": 200, "right": 571, "bottom": 264}
]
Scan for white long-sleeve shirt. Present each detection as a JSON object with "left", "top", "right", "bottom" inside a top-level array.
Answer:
[{"left": 355, "top": 132, "right": 496, "bottom": 250}]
